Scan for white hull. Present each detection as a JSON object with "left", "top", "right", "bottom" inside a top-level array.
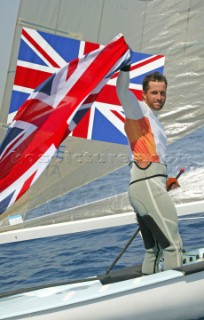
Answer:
[{"left": 1, "top": 250, "right": 204, "bottom": 320}]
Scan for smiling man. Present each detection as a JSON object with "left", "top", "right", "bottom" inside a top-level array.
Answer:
[
  {"left": 142, "top": 72, "right": 167, "bottom": 110},
  {"left": 116, "top": 67, "right": 183, "bottom": 275}
]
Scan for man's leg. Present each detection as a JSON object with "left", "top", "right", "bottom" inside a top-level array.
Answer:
[
  {"left": 128, "top": 162, "right": 183, "bottom": 273},
  {"left": 137, "top": 213, "right": 163, "bottom": 274},
  {"left": 143, "top": 177, "right": 183, "bottom": 270}
]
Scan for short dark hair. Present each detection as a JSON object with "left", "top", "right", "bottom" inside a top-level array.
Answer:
[{"left": 142, "top": 72, "right": 167, "bottom": 92}]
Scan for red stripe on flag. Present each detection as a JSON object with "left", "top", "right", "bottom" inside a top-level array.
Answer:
[
  {"left": 66, "top": 59, "right": 78, "bottom": 80},
  {"left": 131, "top": 55, "right": 164, "bottom": 71},
  {"left": 16, "top": 171, "right": 37, "bottom": 201},
  {"left": 96, "top": 84, "right": 120, "bottom": 105},
  {"left": 72, "top": 109, "right": 90, "bottom": 139},
  {"left": 83, "top": 93, "right": 99, "bottom": 105},
  {"left": 14, "top": 99, "right": 54, "bottom": 126},
  {"left": 131, "top": 88, "right": 143, "bottom": 101},
  {"left": 22, "top": 28, "right": 61, "bottom": 68},
  {"left": 83, "top": 42, "right": 100, "bottom": 55},
  {"left": 111, "top": 110, "right": 125, "bottom": 123},
  {"left": 96, "top": 84, "right": 142, "bottom": 104},
  {"left": 14, "top": 66, "right": 53, "bottom": 89}
]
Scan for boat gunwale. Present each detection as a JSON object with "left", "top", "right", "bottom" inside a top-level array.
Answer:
[{"left": 1, "top": 259, "right": 204, "bottom": 300}]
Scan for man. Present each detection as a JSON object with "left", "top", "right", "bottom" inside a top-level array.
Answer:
[{"left": 116, "top": 67, "right": 183, "bottom": 275}]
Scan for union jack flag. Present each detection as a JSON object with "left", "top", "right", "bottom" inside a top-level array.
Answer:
[
  {"left": 0, "top": 28, "right": 165, "bottom": 216},
  {"left": 9, "top": 27, "right": 165, "bottom": 145},
  {"left": 0, "top": 30, "right": 131, "bottom": 215}
]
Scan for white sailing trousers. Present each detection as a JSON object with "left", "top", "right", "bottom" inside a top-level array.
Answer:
[{"left": 128, "top": 162, "right": 183, "bottom": 274}]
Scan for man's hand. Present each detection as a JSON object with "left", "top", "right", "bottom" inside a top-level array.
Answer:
[
  {"left": 166, "top": 177, "right": 180, "bottom": 191},
  {"left": 121, "top": 46, "right": 132, "bottom": 71},
  {"left": 166, "top": 168, "right": 185, "bottom": 191},
  {"left": 121, "top": 64, "right": 131, "bottom": 71}
]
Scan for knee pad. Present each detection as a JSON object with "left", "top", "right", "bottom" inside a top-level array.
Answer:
[
  {"left": 137, "top": 214, "right": 170, "bottom": 249},
  {"left": 137, "top": 214, "right": 155, "bottom": 249}
]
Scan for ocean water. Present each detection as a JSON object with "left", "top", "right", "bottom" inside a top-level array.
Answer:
[
  {"left": 0, "top": 126, "right": 204, "bottom": 319},
  {"left": 1, "top": 215, "right": 204, "bottom": 292}
]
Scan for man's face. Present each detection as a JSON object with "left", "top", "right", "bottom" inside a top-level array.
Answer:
[{"left": 142, "top": 81, "right": 167, "bottom": 111}]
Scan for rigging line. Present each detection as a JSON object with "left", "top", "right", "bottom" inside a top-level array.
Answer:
[
  {"left": 55, "top": 0, "right": 62, "bottom": 34},
  {"left": 105, "top": 226, "right": 140, "bottom": 277},
  {"left": 97, "top": 0, "right": 105, "bottom": 43},
  {"left": 139, "top": 0, "right": 148, "bottom": 52},
  {"left": 184, "top": 1, "right": 191, "bottom": 55}
]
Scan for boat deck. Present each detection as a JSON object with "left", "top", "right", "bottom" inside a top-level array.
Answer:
[
  {"left": 1, "top": 250, "right": 204, "bottom": 299},
  {"left": 0, "top": 249, "right": 204, "bottom": 320}
]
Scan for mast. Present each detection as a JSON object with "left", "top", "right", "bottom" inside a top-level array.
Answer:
[{"left": 0, "top": 1, "right": 20, "bottom": 141}]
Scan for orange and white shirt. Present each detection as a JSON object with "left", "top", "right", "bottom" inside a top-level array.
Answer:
[{"left": 116, "top": 71, "right": 167, "bottom": 164}]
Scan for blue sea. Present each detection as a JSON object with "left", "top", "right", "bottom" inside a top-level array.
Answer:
[{"left": 0, "top": 126, "right": 204, "bottom": 319}]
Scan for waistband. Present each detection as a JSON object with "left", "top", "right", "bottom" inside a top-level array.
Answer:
[{"left": 129, "top": 161, "right": 167, "bottom": 186}]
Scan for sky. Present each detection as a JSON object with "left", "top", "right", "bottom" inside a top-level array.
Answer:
[{"left": 0, "top": 0, "right": 20, "bottom": 113}]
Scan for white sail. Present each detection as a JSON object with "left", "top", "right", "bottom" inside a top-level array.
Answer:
[{"left": 0, "top": 0, "right": 204, "bottom": 237}]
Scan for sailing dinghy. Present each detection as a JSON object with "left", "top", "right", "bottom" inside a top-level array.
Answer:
[{"left": 1, "top": 4, "right": 204, "bottom": 319}]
